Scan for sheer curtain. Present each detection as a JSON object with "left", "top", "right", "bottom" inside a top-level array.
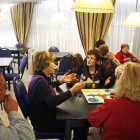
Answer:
[
  {"left": 0, "top": 4, "right": 17, "bottom": 47},
  {"left": 26, "top": 0, "right": 85, "bottom": 58},
  {"left": 106, "top": 0, "right": 140, "bottom": 58}
]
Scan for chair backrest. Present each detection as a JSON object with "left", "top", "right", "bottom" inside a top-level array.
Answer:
[
  {"left": 0, "top": 48, "right": 11, "bottom": 57},
  {"left": 19, "top": 55, "right": 27, "bottom": 78},
  {"left": 48, "top": 46, "right": 59, "bottom": 52},
  {"left": 15, "top": 43, "right": 24, "bottom": 48},
  {"left": 58, "top": 54, "right": 73, "bottom": 75},
  {"left": 13, "top": 77, "right": 29, "bottom": 119},
  {"left": 15, "top": 43, "right": 26, "bottom": 54}
]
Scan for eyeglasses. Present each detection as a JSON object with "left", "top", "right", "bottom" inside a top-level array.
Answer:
[{"left": 87, "top": 56, "right": 96, "bottom": 61}]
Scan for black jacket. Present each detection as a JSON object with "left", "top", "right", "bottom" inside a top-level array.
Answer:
[
  {"left": 70, "top": 62, "right": 115, "bottom": 87},
  {"left": 28, "top": 70, "right": 72, "bottom": 131}
]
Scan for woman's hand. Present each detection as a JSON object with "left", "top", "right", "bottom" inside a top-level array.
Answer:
[
  {"left": 59, "top": 73, "right": 79, "bottom": 84},
  {"left": 132, "top": 58, "right": 137, "bottom": 62},
  {"left": 104, "top": 77, "right": 111, "bottom": 86},
  {"left": 70, "top": 82, "right": 85, "bottom": 95},
  {"left": 110, "top": 93, "right": 117, "bottom": 99},
  {"left": 124, "top": 58, "right": 130, "bottom": 62}
]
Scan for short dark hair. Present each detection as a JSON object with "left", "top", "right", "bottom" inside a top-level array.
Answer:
[
  {"left": 99, "top": 45, "right": 109, "bottom": 56},
  {"left": 121, "top": 44, "right": 129, "bottom": 50},
  {"left": 87, "top": 49, "right": 100, "bottom": 61},
  {"left": 95, "top": 39, "right": 105, "bottom": 48}
]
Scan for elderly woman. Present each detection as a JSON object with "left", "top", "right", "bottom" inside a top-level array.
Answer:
[
  {"left": 70, "top": 49, "right": 115, "bottom": 87},
  {"left": 88, "top": 62, "right": 140, "bottom": 140},
  {"left": 98, "top": 44, "right": 117, "bottom": 73},
  {"left": 28, "top": 51, "right": 88, "bottom": 140},
  {"left": 115, "top": 43, "right": 138, "bottom": 63}
]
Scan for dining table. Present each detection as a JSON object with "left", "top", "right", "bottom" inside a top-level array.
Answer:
[
  {"left": 5, "top": 47, "right": 30, "bottom": 71},
  {"left": 0, "top": 57, "right": 13, "bottom": 78},
  {"left": 56, "top": 82, "right": 106, "bottom": 140}
]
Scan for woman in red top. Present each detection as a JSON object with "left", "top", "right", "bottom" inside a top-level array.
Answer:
[
  {"left": 88, "top": 62, "right": 140, "bottom": 140},
  {"left": 115, "top": 44, "right": 138, "bottom": 63}
]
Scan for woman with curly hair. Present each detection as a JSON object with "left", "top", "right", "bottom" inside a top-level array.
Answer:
[{"left": 70, "top": 49, "right": 115, "bottom": 87}]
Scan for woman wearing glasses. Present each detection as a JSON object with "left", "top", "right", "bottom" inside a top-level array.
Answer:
[{"left": 71, "top": 49, "right": 115, "bottom": 87}]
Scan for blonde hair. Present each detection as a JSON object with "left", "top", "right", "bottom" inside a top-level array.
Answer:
[
  {"left": 34, "top": 51, "right": 56, "bottom": 71},
  {"left": 114, "top": 62, "right": 140, "bottom": 102},
  {"left": 99, "top": 44, "right": 109, "bottom": 56}
]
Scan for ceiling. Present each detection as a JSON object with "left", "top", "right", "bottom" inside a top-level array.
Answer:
[{"left": 1, "top": 0, "right": 49, "bottom": 4}]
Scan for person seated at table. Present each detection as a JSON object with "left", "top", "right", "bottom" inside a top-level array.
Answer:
[
  {"left": 28, "top": 51, "right": 88, "bottom": 140},
  {"left": 88, "top": 62, "right": 140, "bottom": 140},
  {"left": 95, "top": 39, "right": 120, "bottom": 66},
  {"left": 70, "top": 49, "right": 115, "bottom": 88},
  {"left": 0, "top": 70, "right": 35, "bottom": 140},
  {"left": 98, "top": 44, "right": 117, "bottom": 73},
  {"left": 115, "top": 43, "right": 138, "bottom": 63},
  {"left": 95, "top": 39, "right": 105, "bottom": 49},
  {"left": 70, "top": 53, "right": 83, "bottom": 71}
]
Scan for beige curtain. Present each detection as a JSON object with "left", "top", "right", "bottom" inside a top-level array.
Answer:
[
  {"left": 10, "top": 3, "right": 34, "bottom": 46},
  {"left": 75, "top": 0, "right": 116, "bottom": 54},
  {"left": 29, "top": 50, "right": 38, "bottom": 75}
]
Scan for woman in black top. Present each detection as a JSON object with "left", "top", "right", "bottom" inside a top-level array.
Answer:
[
  {"left": 71, "top": 49, "right": 115, "bottom": 88},
  {"left": 28, "top": 51, "right": 87, "bottom": 140}
]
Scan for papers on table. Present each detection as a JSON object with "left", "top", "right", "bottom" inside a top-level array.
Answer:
[{"left": 82, "top": 89, "right": 114, "bottom": 103}]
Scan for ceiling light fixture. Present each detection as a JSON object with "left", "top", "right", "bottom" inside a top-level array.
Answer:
[
  {"left": 71, "top": 0, "right": 114, "bottom": 13},
  {"left": 124, "top": 0, "right": 140, "bottom": 27},
  {"left": 50, "top": 0, "right": 67, "bottom": 24}
]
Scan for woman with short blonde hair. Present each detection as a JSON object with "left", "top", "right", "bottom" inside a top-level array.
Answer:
[
  {"left": 88, "top": 62, "right": 140, "bottom": 140},
  {"left": 34, "top": 51, "right": 56, "bottom": 71},
  {"left": 28, "top": 51, "right": 88, "bottom": 140}
]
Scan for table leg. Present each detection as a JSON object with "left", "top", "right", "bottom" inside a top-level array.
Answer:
[
  {"left": 18, "top": 52, "right": 20, "bottom": 73},
  {"left": 26, "top": 49, "right": 28, "bottom": 69},
  {"left": 7, "top": 65, "right": 10, "bottom": 73},
  {"left": 65, "top": 120, "right": 72, "bottom": 140}
]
